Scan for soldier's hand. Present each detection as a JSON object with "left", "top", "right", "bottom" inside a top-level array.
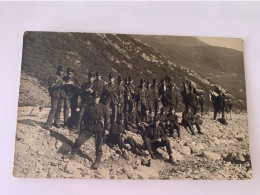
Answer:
[{"left": 104, "top": 130, "right": 109, "bottom": 136}]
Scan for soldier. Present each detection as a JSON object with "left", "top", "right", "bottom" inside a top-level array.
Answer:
[
  {"left": 103, "top": 73, "right": 119, "bottom": 123},
  {"left": 136, "top": 79, "right": 147, "bottom": 116},
  {"left": 75, "top": 72, "right": 96, "bottom": 130},
  {"left": 166, "top": 107, "right": 180, "bottom": 138},
  {"left": 117, "top": 76, "right": 125, "bottom": 114},
  {"left": 107, "top": 113, "right": 146, "bottom": 158},
  {"left": 215, "top": 91, "right": 226, "bottom": 120},
  {"left": 198, "top": 94, "right": 204, "bottom": 117},
  {"left": 143, "top": 117, "right": 175, "bottom": 163},
  {"left": 124, "top": 76, "right": 135, "bottom": 113},
  {"left": 45, "top": 65, "right": 66, "bottom": 129},
  {"left": 166, "top": 83, "right": 179, "bottom": 113},
  {"left": 187, "top": 88, "right": 199, "bottom": 115},
  {"left": 141, "top": 107, "right": 154, "bottom": 126},
  {"left": 94, "top": 72, "right": 105, "bottom": 97},
  {"left": 63, "top": 68, "right": 80, "bottom": 129},
  {"left": 63, "top": 92, "right": 110, "bottom": 170},
  {"left": 124, "top": 105, "right": 139, "bottom": 133},
  {"left": 146, "top": 80, "right": 154, "bottom": 113},
  {"left": 182, "top": 106, "right": 203, "bottom": 135},
  {"left": 151, "top": 79, "right": 161, "bottom": 116}
]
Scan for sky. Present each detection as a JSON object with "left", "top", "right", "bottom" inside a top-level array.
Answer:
[{"left": 198, "top": 37, "right": 243, "bottom": 51}]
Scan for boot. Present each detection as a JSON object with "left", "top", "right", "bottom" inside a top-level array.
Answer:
[
  {"left": 91, "top": 156, "right": 101, "bottom": 170},
  {"left": 169, "top": 154, "right": 175, "bottom": 164}
]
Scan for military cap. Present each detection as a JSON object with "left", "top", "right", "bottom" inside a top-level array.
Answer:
[
  {"left": 57, "top": 65, "right": 64, "bottom": 72},
  {"left": 67, "top": 67, "right": 74, "bottom": 73},
  {"left": 109, "top": 73, "right": 114, "bottom": 79},
  {"left": 129, "top": 76, "right": 133, "bottom": 81},
  {"left": 88, "top": 71, "right": 95, "bottom": 78},
  {"left": 96, "top": 72, "right": 101, "bottom": 76}
]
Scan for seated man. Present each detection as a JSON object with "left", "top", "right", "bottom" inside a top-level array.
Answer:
[
  {"left": 182, "top": 106, "right": 203, "bottom": 135},
  {"left": 165, "top": 107, "right": 181, "bottom": 138},
  {"left": 107, "top": 113, "right": 146, "bottom": 158},
  {"left": 143, "top": 116, "right": 174, "bottom": 163}
]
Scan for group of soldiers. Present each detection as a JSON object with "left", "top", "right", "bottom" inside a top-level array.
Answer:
[{"left": 44, "top": 65, "right": 230, "bottom": 170}]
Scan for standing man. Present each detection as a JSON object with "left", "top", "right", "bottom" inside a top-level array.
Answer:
[
  {"left": 63, "top": 68, "right": 80, "bottom": 128},
  {"left": 117, "top": 76, "right": 125, "bottom": 115},
  {"left": 94, "top": 72, "right": 105, "bottom": 97},
  {"left": 103, "top": 73, "right": 119, "bottom": 123},
  {"left": 63, "top": 92, "right": 110, "bottom": 170},
  {"left": 45, "top": 65, "right": 66, "bottom": 129},
  {"left": 166, "top": 83, "right": 179, "bottom": 113},
  {"left": 136, "top": 79, "right": 147, "bottom": 116},
  {"left": 75, "top": 72, "right": 96, "bottom": 130},
  {"left": 124, "top": 76, "right": 135, "bottom": 113},
  {"left": 146, "top": 80, "right": 154, "bottom": 113},
  {"left": 198, "top": 94, "right": 204, "bottom": 117},
  {"left": 215, "top": 91, "right": 226, "bottom": 120}
]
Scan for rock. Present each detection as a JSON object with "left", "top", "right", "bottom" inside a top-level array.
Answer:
[
  {"left": 190, "top": 143, "right": 205, "bottom": 154},
  {"left": 141, "top": 158, "right": 150, "bottom": 166},
  {"left": 64, "top": 161, "right": 85, "bottom": 174},
  {"left": 97, "top": 167, "right": 110, "bottom": 179},
  {"left": 235, "top": 134, "right": 244, "bottom": 141},
  {"left": 36, "top": 150, "right": 45, "bottom": 156},
  {"left": 171, "top": 150, "right": 184, "bottom": 162},
  {"left": 202, "top": 151, "right": 221, "bottom": 160},
  {"left": 136, "top": 165, "right": 159, "bottom": 179},
  {"left": 235, "top": 154, "right": 245, "bottom": 162},
  {"left": 178, "top": 146, "right": 191, "bottom": 156},
  {"left": 149, "top": 159, "right": 164, "bottom": 172},
  {"left": 212, "top": 137, "right": 220, "bottom": 145},
  {"left": 55, "top": 140, "right": 63, "bottom": 149}
]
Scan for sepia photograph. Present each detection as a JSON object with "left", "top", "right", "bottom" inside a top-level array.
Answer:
[{"left": 13, "top": 31, "right": 252, "bottom": 180}]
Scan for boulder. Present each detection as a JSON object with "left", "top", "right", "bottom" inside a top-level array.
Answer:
[
  {"left": 202, "top": 151, "right": 221, "bottom": 160},
  {"left": 190, "top": 143, "right": 205, "bottom": 154},
  {"left": 235, "top": 134, "right": 244, "bottom": 141},
  {"left": 171, "top": 150, "right": 184, "bottom": 161},
  {"left": 136, "top": 165, "right": 159, "bottom": 179},
  {"left": 212, "top": 137, "right": 220, "bottom": 145},
  {"left": 97, "top": 167, "right": 110, "bottom": 179},
  {"left": 178, "top": 146, "right": 191, "bottom": 156},
  {"left": 149, "top": 159, "right": 164, "bottom": 172}
]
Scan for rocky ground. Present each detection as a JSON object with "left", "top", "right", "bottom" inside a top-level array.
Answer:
[{"left": 13, "top": 106, "right": 252, "bottom": 180}]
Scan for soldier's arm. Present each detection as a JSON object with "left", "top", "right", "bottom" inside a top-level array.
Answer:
[
  {"left": 104, "top": 106, "right": 111, "bottom": 130},
  {"left": 48, "top": 76, "right": 62, "bottom": 88}
]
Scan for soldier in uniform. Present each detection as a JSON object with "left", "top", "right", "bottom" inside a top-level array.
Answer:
[
  {"left": 103, "top": 73, "right": 119, "bottom": 123},
  {"left": 124, "top": 105, "right": 139, "bottom": 133},
  {"left": 63, "top": 68, "right": 80, "bottom": 129},
  {"left": 187, "top": 88, "right": 199, "bottom": 115},
  {"left": 45, "top": 65, "right": 66, "bottom": 129},
  {"left": 75, "top": 72, "right": 96, "bottom": 130},
  {"left": 182, "top": 106, "right": 203, "bottom": 135},
  {"left": 94, "top": 72, "right": 105, "bottom": 97},
  {"left": 136, "top": 79, "right": 147, "bottom": 116},
  {"left": 63, "top": 92, "right": 110, "bottom": 170},
  {"left": 215, "top": 91, "right": 226, "bottom": 120},
  {"left": 166, "top": 83, "right": 179, "bottom": 113},
  {"left": 143, "top": 117, "right": 175, "bottom": 163},
  {"left": 146, "top": 80, "right": 154, "bottom": 113},
  {"left": 151, "top": 79, "right": 161, "bottom": 116},
  {"left": 117, "top": 76, "right": 125, "bottom": 115},
  {"left": 124, "top": 76, "right": 135, "bottom": 113},
  {"left": 166, "top": 107, "right": 180, "bottom": 138},
  {"left": 198, "top": 94, "right": 204, "bottom": 117}
]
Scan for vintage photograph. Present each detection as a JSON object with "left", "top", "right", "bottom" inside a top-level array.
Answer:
[{"left": 13, "top": 31, "right": 252, "bottom": 179}]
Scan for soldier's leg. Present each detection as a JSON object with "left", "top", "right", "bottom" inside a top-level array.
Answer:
[
  {"left": 174, "top": 124, "right": 181, "bottom": 138},
  {"left": 183, "top": 120, "right": 195, "bottom": 135},
  {"left": 116, "top": 135, "right": 126, "bottom": 150},
  {"left": 47, "top": 97, "right": 59, "bottom": 125},
  {"left": 54, "top": 97, "right": 64, "bottom": 126},
  {"left": 160, "top": 139, "right": 173, "bottom": 155},
  {"left": 92, "top": 132, "right": 104, "bottom": 169},
  {"left": 76, "top": 104, "right": 87, "bottom": 130},
  {"left": 71, "top": 130, "right": 93, "bottom": 155},
  {"left": 70, "top": 95, "right": 78, "bottom": 118},
  {"left": 143, "top": 137, "right": 155, "bottom": 157},
  {"left": 125, "top": 136, "right": 146, "bottom": 156},
  {"left": 195, "top": 121, "right": 203, "bottom": 134},
  {"left": 221, "top": 108, "right": 225, "bottom": 119},
  {"left": 64, "top": 98, "right": 71, "bottom": 126},
  {"left": 111, "top": 104, "right": 118, "bottom": 123}
]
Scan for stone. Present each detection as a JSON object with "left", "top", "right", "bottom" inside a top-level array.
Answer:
[
  {"left": 55, "top": 140, "right": 63, "bottom": 149},
  {"left": 178, "top": 146, "right": 191, "bottom": 156},
  {"left": 190, "top": 143, "right": 205, "bottom": 154},
  {"left": 212, "top": 137, "right": 220, "bottom": 145},
  {"left": 235, "top": 134, "right": 244, "bottom": 141},
  {"left": 136, "top": 165, "right": 159, "bottom": 179},
  {"left": 97, "top": 167, "right": 111, "bottom": 179},
  {"left": 202, "top": 151, "right": 221, "bottom": 160},
  {"left": 141, "top": 158, "right": 150, "bottom": 166}
]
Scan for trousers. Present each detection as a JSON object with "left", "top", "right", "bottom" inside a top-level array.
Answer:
[{"left": 47, "top": 97, "right": 65, "bottom": 125}]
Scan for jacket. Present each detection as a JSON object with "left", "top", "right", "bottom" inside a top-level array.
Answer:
[{"left": 48, "top": 74, "right": 66, "bottom": 98}]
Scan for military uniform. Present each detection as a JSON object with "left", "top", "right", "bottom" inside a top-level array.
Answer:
[
  {"left": 69, "top": 94, "right": 110, "bottom": 169},
  {"left": 117, "top": 76, "right": 125, "bottom": 114},
  {"left": 136, "top": 79, "right": 147, "bottom": 116},
  {"left": 94, "top": 72, "right": 105, "bottom": 97},
  {"left": 166, "top": 85, "right": 179, "bottom": 112},
  {"left": 63, "top": 68, "right": 80, "bottom": 127},
  {"left": 187, "top": 91, "right": 199, "bottom": 115},
  {"left": 146, "top": 80, "right": 154, "bottom": 113},
  {"left": 46, "top": 66, "right": 66, "bottom": 127},
  {"left": 182, "top": 110, "right": 203, "bottom": 135},
  {"left": 124, "top": 76, "right": 135, "bottom": 113},
  {"left": 214, "top": 92, "right": 226, "bottom": 119},
  {"left": 166, "top": 112, "right": 180, "bottom": 138},
  {"left": 151, "top": 79, "right": 161, "bottom": 115},
  {"left": 75, "top": 72, "right": 96, "bottom": 130},
  {"left": 143, "top": 120, "right": 174, "bottom": 162}
]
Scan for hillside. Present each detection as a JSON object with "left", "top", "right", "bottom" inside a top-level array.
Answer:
[
  {"left": 19, "top": 32, "right": 245, "bottom": 109},
  {"left": 136, "top": 35, "right": 246, "bottom": 104}
]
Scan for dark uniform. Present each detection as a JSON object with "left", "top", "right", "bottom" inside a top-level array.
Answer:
[
  {"left": 75, "top": 72, "right": 96, "bottom": 130},
  {"left": 68, "top": 92, "right": 110, "bottom": 169},
  {"left": 166, "top": 111, "right": 180, "bottom": 138},
  {"left": 214, "top": 92, "right": 226, "bottom": 120},
  {"left": 117, "top": 76, "right": 125, "bottom": 114},
  {"left": 124, "top": 76, "right": 135, "bottom": 113},
  {"left": 46, "top": 65, "right": 66, "bottom": 128},
  {"left": 63, "top": 68, "right": 80, "bottom": 127},
  {"left": 94, "top": 72, "right": 105, "bottom": 97},
  {"left": 166, "top": 84, "right": 179, "bottom": 113},
  {"left": 187, "top": 90, "right": 199, "bottom": 115},
  {"left": 103, "top": 73, "right": 120, "bottom": 123},
  {"left": 124, "top": 107, "right": 139, "bottom": 133},
  {"left": 136, "top": 79, "right": 147, "bottom": 116},
  {"left": 198, "top": 95, "right": 204, "bottom": 117},
  {"left": 182, "top": 108, "right": 203, "bottom": 135},
  {"left": 146, "top": 80, "right": 154, "bottom": 113},
  {"left": 143, "top": 118, "right": 174, "bottom": 163},
  {"left": 151, "top": 79, "right": 161, "bottom": 116}
]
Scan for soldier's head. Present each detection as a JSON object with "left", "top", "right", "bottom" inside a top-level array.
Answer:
[
  {"left": 147, "top": 80, "right": 151, "bottom": 88},
  {"left": 118, "top": 113, "right": 125, "bottom": 123},
  {"left": 109, "top": 73, "right": 115, "bottom": 83},
  {"left": 94, "top": 91, "right": 100, "bottom": 104},
  {"left": 67, "top": 68, "right": 74, "bottom": 78},
  {"left": 118, "top": 76, "right": 123, "bottom": 85},
  {"left": 96, "top": 72, "right": 101, "bottom": 80},
  {"left": 56, "top": 65, "right": 65, "bottom": 76},
  {"left": 129, "top": 76, "right": 133, "bottom": 84},
  {"left": 140, "top": 79, "right": 145, "bottom": 87},
  {"left": 88, "top": 72, "right": 95, "bottom": 83}
]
